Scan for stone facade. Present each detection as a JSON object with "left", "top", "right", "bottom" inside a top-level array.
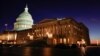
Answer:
[
  {"left": 0, "top": 18, "right": 90, "bottom": 45},
  {"left": 32, "top": 18, "right": 90, "bottom": 45}
]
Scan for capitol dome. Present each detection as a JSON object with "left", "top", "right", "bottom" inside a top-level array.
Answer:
[{"left": 14, "top": 5, "right": 34, "bottom": 31}]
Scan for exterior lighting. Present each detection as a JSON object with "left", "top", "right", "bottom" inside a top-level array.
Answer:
[
  {"left": 81, "top": 39, "right": 85, "bottom": 44},
  {"left": 53, "top": 38, "right": 57, "bottom": 45},
  {"left": 46, "top": 32, "right": 53, "bottom": 39},
  {"left": 96, "top": 40, "right": 99, "bottom": 46},
  {"left": 27, "top": 33, "right": 33, "bottom": 40},
  {"left": 68, "top": 25, "right": 71, "bottom": 27},
  {"left": 77, "top": 41, "right": 81, "bottom": 47},
  {"left": 7, "top": 34, "right": 10, "bottom": 41},
  {"left": 68, "top": 38, "right": 69, "bottom": 43},
  {"left": 60, "top": 38, "right": 63, "bottom": 43},
  {"left": 27, "top": 33, "right": 30, "bottom": 37},
  {"left": 0, "top": 40, "right": 2, "bottom": 43},
  {"left": 29, "top": 35, "right": 33, "bottom": 40},
  {"left": 63, "top": 38, "right": 66, "bottom": 44},
  {"left": 14, "top": 33, "right": 17, "bottom": 40}
]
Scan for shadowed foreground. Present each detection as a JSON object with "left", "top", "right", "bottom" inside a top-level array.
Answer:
[{"left": 0, "top": 46, "right": 100, "bottom": 56}]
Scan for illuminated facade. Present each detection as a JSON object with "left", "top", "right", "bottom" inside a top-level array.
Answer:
[
  {"left": 0, "top": 5, "right": 90, "bottom": 45},
  {"left": 0, "top": 30, "right": 33, "bottom": 44},
  {"left": 0, "top": 18, "right": 90, "bottom": 45},
  {"left": 33, "top": 18, "right": 90, "bottom": 45}
]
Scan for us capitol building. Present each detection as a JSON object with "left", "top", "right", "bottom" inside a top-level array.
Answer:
[{"left": 0, "top": 5, "right": 90, "bottom": 45}]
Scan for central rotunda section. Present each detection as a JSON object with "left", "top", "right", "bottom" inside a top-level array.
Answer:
[{"left": 14, "top": 5, "right": 34, "bottom": 31}]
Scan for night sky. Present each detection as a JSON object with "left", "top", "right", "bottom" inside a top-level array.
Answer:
[{"left": 0, "top": 0, "right": 100, "bottom": 40}]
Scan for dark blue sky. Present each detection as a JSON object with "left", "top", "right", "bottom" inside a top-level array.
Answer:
[{"left": 0, "top": 0, "right": 100, "bottom": 40}]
